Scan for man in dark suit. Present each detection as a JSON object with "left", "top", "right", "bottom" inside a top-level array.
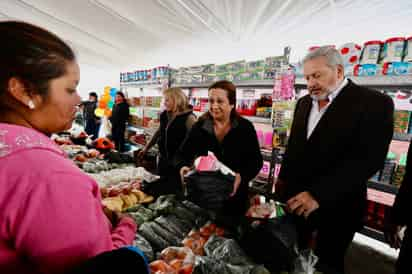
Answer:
[
  {"left": 278, "top": 46, "right": 394, "bottom": 274},
  {"left": 385, "top": 140, "right": 412, "bottom": 274}
]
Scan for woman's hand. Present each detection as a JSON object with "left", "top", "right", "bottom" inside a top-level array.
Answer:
[
  {"left": 180, "top": 166, "right": 192, "bottom": 183},
  {"left": 230, "top": 173, "right": 241, "bottom": 197},
  {"left": 137, "top": 148, "right": 147, "bottom": 160}
]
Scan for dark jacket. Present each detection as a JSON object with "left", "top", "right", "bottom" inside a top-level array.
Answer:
[
  {"left": 278, "top": 79, "right": 394, "bottom": 230},
  {"left": 391, "top": 141, "right": 412, "bottom": 226},
  {"left": 110, "top": 102, "right": 129, "bottom": 130},
  {"left": 157, "top": 110, "right": 195, "bottom": 174},
  {"left": 83, "top": 101, "right": 97, "bottom": 121},
  {"left": 175, "top": 113, "right": 263, "bottom": 215}
]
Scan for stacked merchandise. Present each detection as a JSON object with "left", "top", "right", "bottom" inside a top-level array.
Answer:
[
  {"left": 120, "top": 66, "right": 172, "bottom": 84},
  {"left": 172, "top": 55, "right": 287, "bottom": 85},
  {"left": 371, "top": 151, "right": 407, "bottom": 187},
  {"left": 292, "top": 36, "right": 412, "bottom": 77}
]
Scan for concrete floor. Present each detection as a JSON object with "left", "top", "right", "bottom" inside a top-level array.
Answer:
[{"left": 345, "top": 233, "right": 398, "bottom": 274}]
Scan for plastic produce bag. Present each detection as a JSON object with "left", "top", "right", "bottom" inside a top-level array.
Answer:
[
  {"left": 149, "top": 260, "right": 177, "bottom": 274},
  {"left": 184, "top": 171, "right": 234, "bottom": 211},
  {"left": 133, "top": 234, "right": 154, "bottom": 262},
  {"left": 139, "top": 223, "right": 171, "bottom": 252},
  {"left": 292, "top": 249, "right": 318, "bottom": 274},
  {"left": 181, "top": 200, "right": 211, "bottom": 226},
  {"left": 172, "top": 204, "right": 197, "bottom": 225},
  {"left": 167, "top": 214, "right": 194, "bottom": 234},
  {"left": 160, "top": 247, "right": 195, "bottom": 273}
]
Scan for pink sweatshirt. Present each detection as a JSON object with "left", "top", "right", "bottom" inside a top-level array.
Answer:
[{"left": 0, "top": 123, "right": 137, "bottom": 274}]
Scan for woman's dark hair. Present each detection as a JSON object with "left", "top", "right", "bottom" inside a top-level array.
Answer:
[
  {"left": 116, "top": 91, "right": 129, "bottom": 105},
  {"left": 208, "top": 80, "right": 239, "bottom": 120},
  {"left": 0, "top": 21, "right": 75, "bottom": 102}
]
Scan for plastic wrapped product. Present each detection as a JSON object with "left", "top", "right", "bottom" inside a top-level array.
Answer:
[
  {"left": 381, "top": 37, "right": 405, "bottom": 63},
  {"left": 150, "top": 222, "right": 182, "bottom": 246},
  {"left": 149, "top": 260, "right": 177, "bottom": 274},
  {"left": 360, "top": 40, "right": 383, "bottom": 64},
  {"left": 149, "top": 195, "right": 177, "bottom": 216},
  {"left": 192, "top": 256, "right": 231, "bottom": 274},
  {"left": 165, "top": 215, "right": 193, "bottom": 235},
  {"left": 209, "top": 238, "right": 251, "bottom": 265},
  {"left": 154, "top": 216, "right": 187, "bottom": 240},
  {"left": 405, "top": 36, "right": 412, "bottom": 62},
  {"left": 133, "top": 234, "right": 155, "bottom": 262},
  {"left": 172, "top": 204, "right": 197, "bottom": 225},
  {"left": 160, "top": 247, "right": 195, "bottom": 273},
  {"left": 139, "top": 222, "right": 171, "bottom": 252}
]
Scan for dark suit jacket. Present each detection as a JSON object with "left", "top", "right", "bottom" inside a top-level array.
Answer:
[{"left": 278, "top": 79, "right": 394, "bottom": 230}]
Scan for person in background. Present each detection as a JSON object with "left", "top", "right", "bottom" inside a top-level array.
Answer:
[
  {"left": 177, "top": 80, "right": 263, "bottom": 220},
  {"left": 385, "top": 140, "right": 412, "bottom": 274},
  {"left": 277, "top": 46, "right": 394, "bottom": 274},
  {"left": 0, "top": 21, "right": 137, "bottom": 274},
  {"left": 138, "top": 87, "right": 196, "bottom": 176},
  {"left": 110, "top": 91, "right": 130, "bottom": 152},
  {"left": 84, "top": 92, "right": 99, "bottom": 139},
  {"left": 74, "top": 102, "right": 85, "bottom": 127}
]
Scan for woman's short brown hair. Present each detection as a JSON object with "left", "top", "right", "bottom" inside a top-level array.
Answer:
[{"left": 208, "top": 80, "right": 239, "bottom": 120}]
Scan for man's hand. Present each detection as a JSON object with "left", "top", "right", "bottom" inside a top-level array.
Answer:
[
  {"left": 230, "top": 173, "right": 241, "bottom": 197},
  {"left": 287, "top": 191, "right": 319, "bottom": 218}
]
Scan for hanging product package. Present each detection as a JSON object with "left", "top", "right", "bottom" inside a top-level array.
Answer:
[{"left": 240, "top": 215, "right": 298, "bottom": 273}]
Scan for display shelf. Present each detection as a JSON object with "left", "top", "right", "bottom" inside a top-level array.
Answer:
[
  {"left": 393, "top": 132, "right": 412, "bottom": 142},
  {"left": 120, "top": 80, "right": 165, "bottom": 87},
  {"left": 295, "top": 75, "right": 412, "bottom": 87},
  {"left": 143, "top": 106, "right": 162, "bottom": 111},
  {"left": 174, "top": 79, "right": 274, "bottom": 88},
  {"left": 244, "top": 116, "right": 271, "bottom": 124},
  {"left": 261, "top": 149, "right": 272, "bottom": 161},
  {"left": 360, "top": 226, "right": 386, "bottom": 242},
  {"left": 367, "top": 179, "right": 399, "bottom": 195}
]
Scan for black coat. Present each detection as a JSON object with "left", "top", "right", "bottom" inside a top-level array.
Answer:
[
  {"left": 278, "top": 80, "right": 394, "bottom": 230},
  {"left": 157, "top": 110, "right": 195, "bottom": 175},
  {"left": 175, "top": 113, "right": 263, "bottom": 215},
  {"left": 110, "top": 102, "right": 129, "bottom": 130}
]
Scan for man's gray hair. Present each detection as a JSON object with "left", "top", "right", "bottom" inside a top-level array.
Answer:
[{"left": 303, "top": 46, "right": 344, "bottom": 68}]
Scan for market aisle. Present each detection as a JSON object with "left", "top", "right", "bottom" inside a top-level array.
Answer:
[{"left": 345, "top": 233, "right": 398, "bottom": 274}]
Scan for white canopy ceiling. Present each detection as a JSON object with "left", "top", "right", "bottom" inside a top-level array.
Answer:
[{"left": 1, "top": 0, "right": 412, "bottom": 74}]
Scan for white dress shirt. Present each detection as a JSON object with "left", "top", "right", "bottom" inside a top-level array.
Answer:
[{"left": 307, "top": 78, "right": 348, "bottom": 139}]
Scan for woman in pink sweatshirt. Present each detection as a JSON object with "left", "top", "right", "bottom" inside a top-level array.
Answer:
[{"left": 0, "top": 21, "right": 136, "bottom": 274}]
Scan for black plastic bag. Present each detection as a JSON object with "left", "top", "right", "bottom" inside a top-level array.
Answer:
[
  {"left": 148, "top": 195, "right": 177, "bottom": 216},
  {"left": 133, "top": 234, "right": 155, "bottom": 262},
  {"left": 185, "top": 171, "right": 234, "bottom": 211},
  {"left": 240, "top": 215, "right": 298, "bottom": 273},
  {"left": 181, "top": 200, "right": 212, "bottom": 226}
]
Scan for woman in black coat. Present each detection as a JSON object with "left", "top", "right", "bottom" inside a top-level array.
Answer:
[
  {"left": 177, "top": 80, "right": 263, "bottom": 218},
  {"left": 139, "top": 88, "right": 196, "bottom": 176},
  {"left": 110, "top": 91, "right": 129, "bottom": 152}
]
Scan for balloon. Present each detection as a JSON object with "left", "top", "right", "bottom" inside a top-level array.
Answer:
[
  {"left": 108, "top": 101, "right": 114, "bottom": 108},
  {"left": 104, "top": 86, "right": 111, "bottom": 92},
  {"left": 99, "top": 101, "right": 107, "bottom": 108},
  {"left": 101, "top": 95, "right": 111, "bottom": 102},
  {"left": 94, "top": 108, "right": 104, "bottom": 118},
  {"left": 104, "top": 109, "right": 112, "bottom": 116}
]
